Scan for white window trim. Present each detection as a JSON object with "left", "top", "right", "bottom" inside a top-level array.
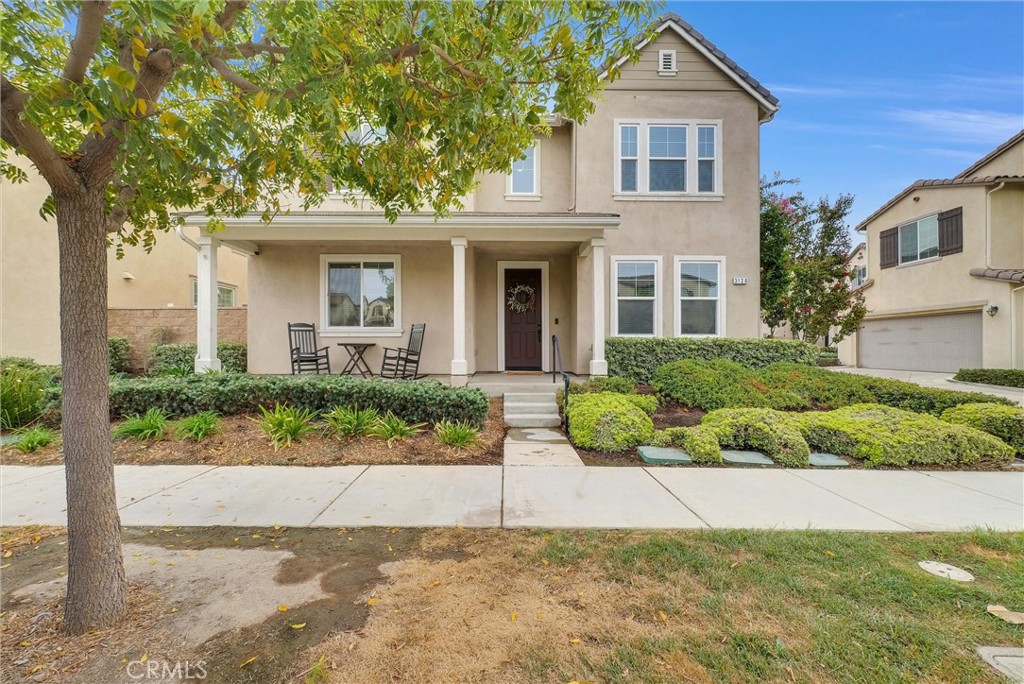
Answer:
[
  {"left": 674, "top": 255, "right": 726, "bottom": 338},
  {"left": 896, "top": 213, "right": 940, "bottom": 266},
  {"left": 658, "top": 49, "right": 677, "bottom": 76},
  {"left": 610, "top": 256, "right": 662, "bottom": 337},
  {"left": 505, "top": 140, "right": 541, "bottom": 200},
  {"left": 319, "top": 254, "right": 403, "bottom": 337},
  {"left": 614, "top": 119, "right": 723, "bottom": 199},
  {"left": 190, "top": 277, "right": 237, "bottom": 308}
]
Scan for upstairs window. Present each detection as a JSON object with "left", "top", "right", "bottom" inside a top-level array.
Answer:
[
  {"left": 508, "top": 143, "right": 538, "bottom": 196},
  {"left": 899, "top": 215, "right": 939, "bottom": 264},
  {"left": 616, "top": 121, "right": 721, "bottom": 197}
]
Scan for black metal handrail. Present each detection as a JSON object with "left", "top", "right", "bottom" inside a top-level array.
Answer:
[{"left": 551, "top": 334, "right": 564, "bottom": 383}]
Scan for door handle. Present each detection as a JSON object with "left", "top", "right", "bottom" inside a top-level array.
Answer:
[{"left": 537, "top": 329, "right": 541, "bottom": 343}]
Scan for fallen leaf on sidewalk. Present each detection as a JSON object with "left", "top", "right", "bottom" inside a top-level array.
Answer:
[{"left": 987, "top": 604, "right": 1024, "bottom": 625}]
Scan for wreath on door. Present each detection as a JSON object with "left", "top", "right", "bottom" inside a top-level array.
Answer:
[{"left": 506, "top": 284, "right": 536, "bottom": 313}]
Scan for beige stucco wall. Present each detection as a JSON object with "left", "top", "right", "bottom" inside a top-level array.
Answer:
[
  {"left": 1, "top": 157, "right": 61, "bottom": 364},
  {"left": 850, "top": 183, "right": 1024, "bottom": 369},
  {"left": 966, "top": 137, "right": 1023, "bottom": 178},
  {"left": 474, "top": 126, "right": 574, "bottom": 213},
  {"left": 109, "top": 235, "right": 249, "bottom": 310}
]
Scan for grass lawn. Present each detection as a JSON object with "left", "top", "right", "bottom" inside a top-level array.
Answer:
[
  {"left": 315, "top": 529, "right": 1024, "bottom": 684},
  {"left": 3, "top": 527, "right": 1021, "bottom": 683}
]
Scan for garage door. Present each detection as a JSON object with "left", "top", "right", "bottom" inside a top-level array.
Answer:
[{"left": 858, "top": 311, "right": 983, "bottom": 372}]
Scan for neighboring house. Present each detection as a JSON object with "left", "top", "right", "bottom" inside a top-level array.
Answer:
[
  {"left": 0, "top": 156, "right": 249, "bottom": 367},
  {"left": 847, "top": 242, "right": 868, "bottom": 291},
  {"left": 838, "top": 131, "right": 1024, "bottom": 372},
  {"left": 181, "top": 13, "right": 779, "bottom": 379}
]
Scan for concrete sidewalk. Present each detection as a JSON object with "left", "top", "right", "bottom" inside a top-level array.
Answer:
[{"left": 3, "top": 464, "right": 1021, "bottom": 532}]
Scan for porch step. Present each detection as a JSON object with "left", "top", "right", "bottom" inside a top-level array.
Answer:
[
  {"left": 503, "top": 392, "right": 561, "bottom": 429},
  {"left": 504, "top": 414, "right": 562, "bottom": 428}
]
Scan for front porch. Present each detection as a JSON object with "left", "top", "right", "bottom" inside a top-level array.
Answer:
[{"left": 179, "top": 212, "right": 619, "bottom": 380}]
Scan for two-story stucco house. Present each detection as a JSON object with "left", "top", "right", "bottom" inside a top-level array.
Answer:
[
  {"left": 180, "top": 13, "right": 779, "bottom": 381},
  {"left": 838, "top": 130, "right": 1024, "bottom": 372}
]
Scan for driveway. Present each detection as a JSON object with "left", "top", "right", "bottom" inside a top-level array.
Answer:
[{"left": 831, "top": 367, "right": 1024, "bottom": 404}]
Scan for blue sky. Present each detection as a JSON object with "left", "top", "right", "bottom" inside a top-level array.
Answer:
[{"left": 664, "top": 1, "right": 1024, "bottom": 230}]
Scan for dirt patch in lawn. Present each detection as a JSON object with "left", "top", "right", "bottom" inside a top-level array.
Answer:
[
  {"left": 1, "top": 526, "right": 421, "bottom": 684},
  {"left": 1, "top": 399, "right": 504, "bottom": 467}
]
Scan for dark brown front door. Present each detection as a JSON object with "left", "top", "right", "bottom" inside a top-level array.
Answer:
[{"left": 504, "top": 268, "right": 542, "bottom": 370}]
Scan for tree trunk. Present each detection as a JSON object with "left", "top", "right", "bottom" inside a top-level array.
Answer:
[{"left": 55, "top": 188, "right": 127, "bottom": 634}]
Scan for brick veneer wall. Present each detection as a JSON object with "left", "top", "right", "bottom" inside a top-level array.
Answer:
[{"left": 107, "top": 308, "right": 247, "bottom": 373}]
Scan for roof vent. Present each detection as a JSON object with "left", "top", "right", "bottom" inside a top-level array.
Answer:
[{"left": 658, "top": 49, "right": 677, "bottom": 76}]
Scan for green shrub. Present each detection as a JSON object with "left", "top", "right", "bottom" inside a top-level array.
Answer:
[
  {"left": 941, "top": 403, "right": 1024, "bottom": 454},
  {"left": 113, "top": 408, "right": 168, "bottom": 440},
  {"left": 371, "top": 411, "right": 424, "bottom": 447},
  {"left": 953, "top": 368, "right": 1024, "bottom": 389},
  {"left": 702, "top": 408, "right": 811, "bottom": 467},
  {"left": 323, "top": 405, "right": 380, "bottom": 438},
  {"left": 652, "top": 359, "right": 806, "bottom": 411},
  {"left": 12, "top": 426, "right": 56, "bottom": 453},
  {"left": 0, "top": 365, "right": 49, "bottom": 429},
  {"left": 660, "top": 425, "right": 722, "bottom": 464},
  {"left": 756, "top": 363, "right": 875, "bottom": 410},
  {"left": 565, "top": 393, "right": 655, "bottom": 452},
  {"left": 435, "top": 420, "right": 480, "bottom": 449},
  {"left": 607, "top": 337, "right": 819, "bottom": 383},
  {"left": 557, "top": 376, "right": 638, "bottom": 408},
  {"left": 258, "top": 404, "right": 317, "bottom": 450},
  {"left": 108, "top": 337, "right": 131, "bottom": 374},
  {"left": 149, "top": 342, "right": 247, "bottom": 374},
  {"left": 816, "top": 347, "right": 840, "bottom": 367},
  {"left": 175, "top": 411, "right": 221, "bottom": 442},
  {"left": 795, "top": 404, "right": 1014, "bottom": 467},
  {"left": 855, "top": 376, "right": 1011, "bottom": 416},
  {"left": 98, "top": 375, "right": 488, "bottom": 426}
]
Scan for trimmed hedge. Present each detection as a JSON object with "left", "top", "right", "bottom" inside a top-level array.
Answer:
[
  {"left": 659, "top": 425, "right": 722, "bottom": 463},
  {"left": 795, "top": 404, "right": 1015, "bottom": 468},
  {"left": 150, "top": 342, "right": 248, "bottom": 374},
  {"left": 953, "top": 368, "right": 1024, "bottom": 389},
  {"left": 652, "top": 360, "right": 1014, "bottom": 415},
  {"left": 93, "top": 375, "right": 488, "bottom": 426},
  {"left": 557, "top": 375, "right": 636, "bottom": 407},
  {"left": 108, "top": 338, "right": 131, "bottom": 374},
  {"left": 816, "top": 348, "right": 840, "bottom": 367},
  {"left": 941, "top": 403, "right": 1024, "bottom": 455},
  {"left": 702, "top": 408, "right": 811, "bottom": 467},
  {"left": 565, "top": 392, "right": 655, "bottom": 452},
  {"left": 607, "top": 337, "right": 819, "bottom": 384}
]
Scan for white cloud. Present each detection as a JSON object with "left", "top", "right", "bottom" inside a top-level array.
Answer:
[{"left": 886, "top": 108, "right": 1023, "bottom": 143}]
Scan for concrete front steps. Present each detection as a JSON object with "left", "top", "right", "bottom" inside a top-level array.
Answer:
[{"left": 504, "top": 391, "right": 560, "bottom": 428}]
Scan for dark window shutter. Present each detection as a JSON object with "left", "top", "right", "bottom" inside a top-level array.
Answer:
[
  {"left": 938, "top": 207, "right": 963, "bottom": 256},
  {"left": 879, "top": 227, "right": 899, "bottom": 269}
]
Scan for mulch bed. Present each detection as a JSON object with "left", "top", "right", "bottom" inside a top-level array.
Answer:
[{"left": 1, "top": 399, "right": 505, "bottom": 467}]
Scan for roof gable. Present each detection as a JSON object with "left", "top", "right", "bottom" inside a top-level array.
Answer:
[
  {"left": 599, "top": 12, "right": 779, "bottom": 121},
  {"left": 955, "top": 129, "right": 1024, "bottom": 179}
]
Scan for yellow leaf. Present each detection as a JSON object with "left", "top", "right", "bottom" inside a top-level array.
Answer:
[
  {"left": 658, "top": 610, "right": 668, "bottom": 624},
  {"left": 430, "top": 581, "right": 441, "bottom": 587},
  {"left": 233, "top": 537, "right": 240, "bottom": 543},
  {"left": 274, "top": 524, "right": 281, "bottom": 530},
  {"left": 132, "top": 37, "right": 148, "bottom": 59},
  {"left": 278, "top": 604, "right": 288, "bottom": 612},
  {"left": 140, "top": 654, "right": 148, "bottom": 663},
  {"left": 290, "top": 623, "right": 306, "bottom": 630},
  {"left": 552, "top": 575, "right": 561, "bottom": 581},
  {"left": 20, "top": 641, "right": 31, "bottom": 646},
  {"left": 170, "top": 607, "right": 178, "bottom": 613},
  {"left": 3, "top": 550, "right": 12, "bottom": 558},
  {"left": 253, "top": 90, "right": 270, "bottom": 109},
  {"left": 824, "top": 550, "right": 836, "bottom": 557},
  {"left": 239, "top": 656, "right": 257, "bottom": 669},
  {"left": 264, "top": 158, "right": 277, "bottom": 177},
  {"left": 0, "top": 563, "right": 10, "bottom": 569},
  {"left": 28, "top": 664, "right": 42, "bottom": 674},
  {"left": 570, "top": 638, "right": 581, "bottom": 644},
  {"left": 367, "top": 597, "right": 378, "bottom": 606},
  {"left": 510, "top": 612, "right": 517, "bottom": 622},
  {"left": 252, "top": 534, "right": 261, "bottom": 539},
  {"left": 536, "top": 613, "right": 543, "bottom": 620}
]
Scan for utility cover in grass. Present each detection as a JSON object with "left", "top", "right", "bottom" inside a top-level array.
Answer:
[
  {"left": 638, "top": 446, "right": 692, "bottom": 465},
  {"left": 721, "top": 450, "right": 774, "bottom": 466},
  {"left": 809, "top": 452, "right": 850, "bottom": 468}
]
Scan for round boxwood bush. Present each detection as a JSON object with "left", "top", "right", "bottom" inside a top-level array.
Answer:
[
  {"left": 941, "top": 403, "right": 1024, "bottom": 455},
  {"left": 660, "top": 425, "right": 722, "bottom": 464},
  {"left": 566, "top": 392, "right": 655, "bottom": 452}
]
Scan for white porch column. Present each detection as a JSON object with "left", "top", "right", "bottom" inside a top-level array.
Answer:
[
  {"left": 589, "top": 238, "right": 608, "bottom": 376},
  {"left": 195, "top": 235, "right": 221, "bottom": 372},
  {"left": 451, "top": 237, "right": 468, "bottom": 378}
]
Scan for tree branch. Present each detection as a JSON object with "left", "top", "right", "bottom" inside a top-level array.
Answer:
[
  {"left": 234, "top": 41, "right": 288, "bottom": 58},
  {"left": 215, "top": 0, "right": 249, "bottom": 32},
  {"left": 1, "top": 75, "right": 80, "bottom": 193},
  {"left": 63, "top": 1, "right": 111, "bottom": 85},
  {"left": 206, "top": 55, "right": 260, "bottom": 92},
  {"left": 105, "top": 183, "right": 136, "bottom": 232},
  {"left": 430, "top": 46, "right": 484, "bottom": 82}
]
